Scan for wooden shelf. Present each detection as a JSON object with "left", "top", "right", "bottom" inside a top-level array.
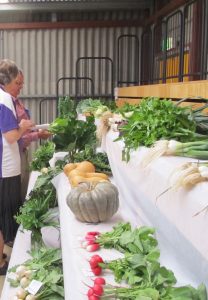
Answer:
[{"left": 117, "top": 80, "right": 208, "bottom": 99}]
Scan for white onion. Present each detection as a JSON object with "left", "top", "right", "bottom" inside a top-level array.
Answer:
[
  {"left": 168, "top": 140, "right": 181, "bottom": 151},
  {"left": 16, "top": 287, "right": 27, "bottom": 299},
  {"left": 198, "top": 165, "right": 208, "bottom": 173},
  {"left": 20, "top": 276, "right": 30, "bottom": 288},
  {"left": 16, "top": 265, "right": 28, "bottom": 278},
  {"left": 200, "top": 171, "right": 208, "bottom": 178}
]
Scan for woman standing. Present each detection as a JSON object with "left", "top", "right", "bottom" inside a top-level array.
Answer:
[
  {"left": 0, "top": 59, "right": 34, "bottom": 275},
  {"left": 4, "top": 69, "right": 51, "bottom": 202}
]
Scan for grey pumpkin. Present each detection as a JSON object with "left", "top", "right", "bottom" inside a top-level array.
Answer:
[{"left": 66, "top": 181, "right": 119, "bottom": 223}]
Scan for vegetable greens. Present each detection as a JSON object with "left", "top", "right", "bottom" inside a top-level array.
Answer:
[
  {"left": 30, "top": 141, "right": 55, "bottom": 171},
  {"left": 15, "top": 168, "right": 61, "bottom": 249},
  {"left": 116, "top": 97, "right": 206, "bottom": 161},
  {"left": 58, "top": 96, "right": 77, "bottom": 119},
  {"left": 94, "top": 223, "right": 207, "bottom": 299},
  {"left": 49, "top": 115, "right": 96, "bottom": 160},
  {"left": 9, "top": 248, "right": 64, "bottom": 299}
]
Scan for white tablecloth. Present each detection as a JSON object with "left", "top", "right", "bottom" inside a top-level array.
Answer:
[
  {"left": 52, "top": 173, "right": 128, "bottom": 300},
  {"left": 52, "top": 169, "right": 208, "bottom": 300},
  {"left": 2, "top": 138, "right": 208, "bottom": 299},
  {"left": 103, "top": 130, "right": 208, "bottom": 288},
  {"left": 1, "top": 172, "right": 40, "bottom": 300}
]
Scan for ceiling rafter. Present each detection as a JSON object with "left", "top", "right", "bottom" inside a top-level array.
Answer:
[{"left": 0, "top": 0, "right": 153, "bottom": 12}]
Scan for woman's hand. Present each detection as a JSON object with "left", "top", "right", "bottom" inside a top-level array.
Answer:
[
  {"left": 19, "top": 119, "right": 35, "bottom": 133},
  {"left": 38, "top": 129, "right": 52, "bottom": 140},
  {"left": 3, "top": 119, "right": 35, "bottom": 144}
]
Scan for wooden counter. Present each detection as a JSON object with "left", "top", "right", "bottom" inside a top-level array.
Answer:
[{"left": 116, "top": 80, "right": 208, "bottom": 108}]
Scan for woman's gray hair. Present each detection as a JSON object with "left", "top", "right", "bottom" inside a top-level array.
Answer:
[{"left": 0, "top": 59, "right": 19, "bottom": 86}]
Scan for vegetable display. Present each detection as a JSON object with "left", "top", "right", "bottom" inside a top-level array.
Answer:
[
  {"left": 8, "top": 248, "right": 64, "bottom": 300},
  {"left": 30, "top": 142, "right": 55, "bottom": 171},
  {"left": 116, "top": 97, "right": 208, "bottom": 161},
  {"left": 86, "top": 281, "right": 206, "bottom": 300},
  {"left": 49, "top": 115, "right": 96, "bottom": 160},
  {"left": 76, "top": 98, "right": 110, "bottom": 118},
  {"left": 11, "top": 93, "right": 208, "bottom": 300},
  {"left": 73, "top": 145, "right": 112, "bottom": 175},
  {"left": 66, "top": 181, "right": 119, "bottom": 223},
  {"left": 57, "top": 145, "right": 112, "bottom": 175},
  {"left": 15, "top": 168, "right": 60, "bottom": 249},
  {"left": 64, "top": 160, "right": 109, "bottom": 187},
  {"left": 179, "top": 99, "right": 208, "bottom": 135},
  {"left": 64, "top": 160, "right": 95, "bottom": 173},
  {"left": 169, "top": 161, "right": 208, "bottom": 189},
  {"left": 80, "top": 223, "right": 208, "bottom": 300},
  {"left": 79, "top": 223, "right": 158, "bottom": 254},
  {"left": 90, "top": 252, "right": 176, "bottom": 287},
  {"left": 141, "top": 139, "right": 208, "bottom": 168},
  {"left": 58, "top": 96, "right": 77, "bottom": 119}
]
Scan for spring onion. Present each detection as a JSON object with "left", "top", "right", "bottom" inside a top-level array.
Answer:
[
  {"left": 169, "top": 162, "right": 208, "bottom": 189},
  {"left": 141, "top": 140, "right": 208, "bottom": 168}
]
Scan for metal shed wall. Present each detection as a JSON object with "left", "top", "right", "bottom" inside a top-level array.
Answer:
[
  {"left": 0, "top": 24, "right": 141, "bottom": 158},
  {"left": 1, "top": 26, "right": 140, "bottom": 96}
]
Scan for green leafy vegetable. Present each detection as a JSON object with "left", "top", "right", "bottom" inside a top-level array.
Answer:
[
  {"left": 72, "top": 144, "right": 112, "bottom": 174},
  {"left": 49, "top": 116, "right": 96, "bottom": 160},
  {"left": 100, "top": 251, "right": 176, "bottom": 287},
  {"left": 92, "top": 223, "right": 207, "bottom": 299},
  {"left": 15, "top": 193, "right": 57, "bottom": 231},
  {"left": 116, "top": 97, "right": 207, "bottom": 161},
  {"left": 8, "top": 248, "right": 64, "bottom": 299},
  {"left": 58, "top": 96, "right": 77, "bottom": 119},
  {"left": 15, "top": 168, "right": 61, "bottom": 249},
  {"left": 30, "top": 141, "right": 55, "bottom": 171},
  {"left": 76, "top": 98, "right": 109, "bottom": 116},
  {"left": 96, "top": 222, "right": 132, "bottom": 251}
]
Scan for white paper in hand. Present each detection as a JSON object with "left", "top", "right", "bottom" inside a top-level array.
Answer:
[{"left": 35, "top": 124, "right": 50, "bottom": 130}]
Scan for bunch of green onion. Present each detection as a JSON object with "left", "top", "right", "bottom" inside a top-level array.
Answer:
[
  {"left": 169, "top": 161, "right": 208, "bottom": 190},
  {"left": 141, "top": 139, "right": 208, "bottom": 168}
]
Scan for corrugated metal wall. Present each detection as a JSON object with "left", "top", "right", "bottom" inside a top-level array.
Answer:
[
  {"left": 0, "top": 22, "right": 141, "bottom": 158},
  {"left": 0, "top": 28, "right": 139, "bottom": 97},
  {"left": 1, "top": 26, "right": 140, "bottom": 97}
]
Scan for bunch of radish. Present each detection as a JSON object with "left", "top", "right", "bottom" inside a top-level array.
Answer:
[
  {"left": 87, "top": 277, "right": 106, "bottom": 300},
  {"left": 89, "top": 255, "right": 104, "bottom": 276},
  {"left": 80, "top": 231, "right": 101, "bottom": 252}
]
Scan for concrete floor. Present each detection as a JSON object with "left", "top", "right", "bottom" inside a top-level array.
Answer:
[{"left": 0, "top": 245, "right": 12, "bottom": 297}]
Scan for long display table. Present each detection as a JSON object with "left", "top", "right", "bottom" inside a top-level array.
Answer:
[
  {"left": 52, "top": 172, "right": 204, "bottom": 299},
  {"left": 2, "top": 133, "right": 208, "bottom": 298},
  {"left": 1, "top": 172, "right": 40, "bottom": 300},
  {"left": 103, "top": 130, "right": 208, "bottom": 288}
]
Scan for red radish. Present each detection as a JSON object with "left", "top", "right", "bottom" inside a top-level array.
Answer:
[
  {"left": 94, "top": 277, "right": 106, "bottom": 285},
  {"left": 93, "top": 284, "right": 104, "bottom": 296},
  {"left": 86, "top": 243, "right": 100, "bottom": 252},
  {"left": 89, "top": 257, "right": 100, "bottom": 269},
  {"left": 86, "top": 231, "right": 100, "bottom": 236},
  {"left": 86, "top": 240, "right": 97, "bottom": 246},
  {"left": 88, "top": 296, "right": 100, "bottom": 300},
  {"left": 91, "top": 255, "right": 103, "bottom": 263},
  {"left": 92, "top": 266, "right": 102, "bottom": 276},
  {"left": 85, "top": 235, "right": 96, "bottom": 242},
  {"left": 82, "top": 239, "right": 96, "bottom": 249},
  {"left": 87, "top": 288, "right": 94, "bottom": 297}
]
